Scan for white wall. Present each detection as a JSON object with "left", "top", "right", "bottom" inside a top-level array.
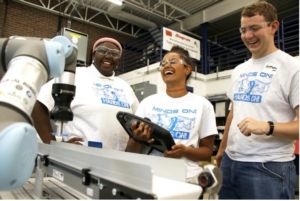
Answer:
[{"left": 118, "top": 62, "right": 233, "bottom": 98}]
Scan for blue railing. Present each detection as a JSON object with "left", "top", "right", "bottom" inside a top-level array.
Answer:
[
  {"left": 207, "top": 30, "right": 249, "bottom": 73},
  {"left": 207, "top": 13, "right": 298, "bottom": 74},
  {"left": 118, "top": 28, "right": 163, "bottom": 74},
  {"left": 119, "top": 13, "right": 298, "bottom": 75},
  {"left": 281, "top": 13, "right": 299, "bottom": 56}
]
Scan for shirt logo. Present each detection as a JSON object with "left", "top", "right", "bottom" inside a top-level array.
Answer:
[
  {"left": 233, "top": 71, "right": 272, "bottom": 103},
  {"left": 265, "top": 64, "right": 277, "bottom": 72},
  {"left": 93, "top": 83, "right": 130, "bottom": 108},
  {"left": 150, "top": 107, "right": 196, "bottom": 140}
]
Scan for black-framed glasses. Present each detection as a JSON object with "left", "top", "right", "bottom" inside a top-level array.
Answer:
[
  {"left": 94, "top": 46, "right": 121, "bottom": 59},
  {"left": 239, "top": 22, "right": 272, "bottom": 34},
  {"left": 159, "top": 58, "right": 186, "bottom": 69}
]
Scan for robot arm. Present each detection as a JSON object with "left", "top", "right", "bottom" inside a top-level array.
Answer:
[
  {"left": 49, "top": 36, "right": 78, "bottom": 136},
  {"left": 0, "top": 36, "right": 77, "bottom": 190}
]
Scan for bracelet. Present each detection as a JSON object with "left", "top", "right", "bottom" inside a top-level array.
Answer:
[{"left": 266, "top": 121, "right": 274, "bottom": 136}]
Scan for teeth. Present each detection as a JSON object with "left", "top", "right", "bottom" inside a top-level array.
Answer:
[
  {"left": 248, "top": 41, "right": 257, "bottom": 44},
  {"left": 104, "top": 61, "right": 111, "bottom": 64},
  {"left": 164, "top": 70, "right": 174, "bottom": 75}
]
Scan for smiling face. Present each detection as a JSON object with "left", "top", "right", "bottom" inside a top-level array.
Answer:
[
  {"left": 93, "top": 42, "right": 121, "bottom": 76},
  {"left": 240, "top": 14, "right": 279, "bottom": 59},
  {"left": 160, "top": 52, "right": 192, "bottom": 86}
]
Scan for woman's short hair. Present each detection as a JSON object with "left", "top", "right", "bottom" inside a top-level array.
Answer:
[{"left": 168, "top": 46, "right": 195, "bottom": 81}]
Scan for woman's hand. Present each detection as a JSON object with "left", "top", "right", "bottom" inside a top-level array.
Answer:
[
  {"left": 164, "top": 144, "right": 187, "bottom": 158},
  {"left": 130, "top": 120, "right": 154, "bottom": 143},
  {"left": 65, "top": 137, "right": 84, "bottom": 145}
]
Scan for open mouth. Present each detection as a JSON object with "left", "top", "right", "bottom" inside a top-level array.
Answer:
[
  {"left": 163, "top": 68, "right": 175, "bottom": 76},
  {"left": 103, "top": 61, "right": 112, "bottom": 65},
  {"left": 247, "top": 40, "right": 259, "bottom": 47},
  {"left": 164, "top": 70, "right": 174, "bottom": 75},
  {"left": 101, "top": 60, "right": 114, "bottom": 67}
]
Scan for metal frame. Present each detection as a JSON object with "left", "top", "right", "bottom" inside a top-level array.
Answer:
[
  {"left": 13, "top": 0, "right": 145, "bottom": 37},
  {"left": 124, "top": 0, "right": 190, "bottom": 22}
]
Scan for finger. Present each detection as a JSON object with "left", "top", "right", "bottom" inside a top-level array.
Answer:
[
  {"left": 131, "top": 122, "right": 144, "bottom": 136},
  {"left": 238, "top": 117, "right": 250, "bottom": 129},
  {"left": 143, "top": 124, "right": 152, "bottom": 138},
  {"left": 71, "top": 137, "right": 84, "bottom": 142},
  {"left": 67, "top": 137, "right": 83, "bottom": 143},
  {"left": 164, "top": 150, "right": 174, "bottom": 158},
  {"left": 244, "top": 130, "right": 252, "bottom": 136},
  {"left": 240, "top": 125, "right": 251, "bottom": 136},
  {"left": 136, "top": 122, "right": 146, "bottom": 133},
  {"left": 167, "top": 152, "right": 180, "bottom": 158},
  {"left": 141, "top": 123, "right": 152, "bottom": 139},
  {"left": 131, "top": 120, "right": 139, "bottom": 130},
  {"left": 172, "top": 144, "right": 183, "bottom": 150},
  {"left": 239, "top": 123, "right": 248, "bottom": 133},
  {"left": 237, "top": 120, "right": 246, "bottom": 130}
]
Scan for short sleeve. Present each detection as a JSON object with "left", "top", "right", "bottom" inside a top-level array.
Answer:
[
  {"left": 198, "top": 100, "right": 218, "bottom": 139},
  {"left": 37, "top": 79, "right": 55, "bottom": 111},
  {"left": 289, "top": 69, "right": 299, "bottom": 109}
]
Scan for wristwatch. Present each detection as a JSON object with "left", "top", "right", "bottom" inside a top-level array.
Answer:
[{"left": 266, "top": 121, "right": 274, "bottom": 136}]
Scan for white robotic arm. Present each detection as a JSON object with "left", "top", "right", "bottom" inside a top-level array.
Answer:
[{"left": 0, "top": 36, "right": 76, "bottom": 190}]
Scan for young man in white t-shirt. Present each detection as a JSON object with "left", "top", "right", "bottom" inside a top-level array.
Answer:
[{"left": 216, "top": 1, "right": 299, "bottom": 199}]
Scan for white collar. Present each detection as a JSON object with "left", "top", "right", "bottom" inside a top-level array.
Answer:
[{"left": 90, "top": 64, "right": 115, "bottom": 80}]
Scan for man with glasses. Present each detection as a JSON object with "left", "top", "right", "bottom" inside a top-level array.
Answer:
[
  {"left": 216, "top": 1, "right": 299, "bottom": 199},
  {"left": 126, "top": 46, "right": 218, "bottom": 184},
  {"left": 32, "top": 37, "right": 139, "bottom": 151}
]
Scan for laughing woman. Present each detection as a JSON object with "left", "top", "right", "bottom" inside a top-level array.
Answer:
[
  {"left": 126, "top": 46, "right": 218, "bottom": 184},
  {"left": 32, "top": 37, "right": 139, "bottom": 150}
]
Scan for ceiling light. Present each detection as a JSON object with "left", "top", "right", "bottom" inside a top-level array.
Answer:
[{"left": 107, "top": 0, "right": 123, "bottom": 6}]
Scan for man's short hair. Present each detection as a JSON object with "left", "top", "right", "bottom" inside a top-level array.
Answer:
[{"left": 241, "top": 0, "right": 278, "bottom": 22}]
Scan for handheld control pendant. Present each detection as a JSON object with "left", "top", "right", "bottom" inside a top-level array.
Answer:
[{"left": 116, "top": 111, "right": 175, "bottom": 152}]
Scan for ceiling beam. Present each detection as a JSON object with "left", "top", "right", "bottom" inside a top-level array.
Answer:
[{"left": 169, "top": 0, "right": 257, "bottom": 32}]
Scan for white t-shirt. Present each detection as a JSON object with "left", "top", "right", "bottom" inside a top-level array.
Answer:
[
  {"left": 135, "top": 92, "right": 218, "bottom": 181},
  {"left": 37, "top": 65, "right": 139, "bottom": 151},
  {"left": 226, "top": 50, "right": 299, "bottom": 162}
]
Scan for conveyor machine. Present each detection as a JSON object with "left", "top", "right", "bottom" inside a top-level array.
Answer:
[{"left": 35, "top": 142, "right": 202, "bottom": 199}]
